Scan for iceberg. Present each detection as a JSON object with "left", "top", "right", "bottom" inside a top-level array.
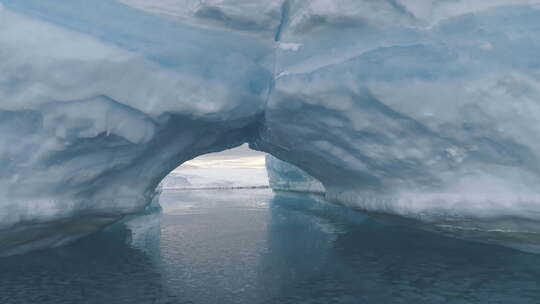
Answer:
[
  {"left": 161, "top": 168, "right": 269, "bottom": 190},
  {"left": 266, "top": 155, "right": 324, "bottom": 194},
  {"left": 1, "top": 0, "right": 540, "bottom": 255}
]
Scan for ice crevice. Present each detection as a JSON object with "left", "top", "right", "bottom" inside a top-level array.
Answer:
[{"left": 2, "top": 0, "right": 540, "bottom": 255}]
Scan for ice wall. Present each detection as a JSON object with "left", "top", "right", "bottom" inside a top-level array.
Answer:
[
  {"left": 0, "top": 0, "right": 273, "bottom": 255},
  {"left": 255, "top": 0, "right": 540, "bottom": 251},
  {"left": 1, "top": 0, "right": 540, "bottom": 254},
  {"left": 257, "top": 0, "right": 540, "bottom": 220},
  {"left": 266, "top": 155, "right": 324, "bottom": 194}
]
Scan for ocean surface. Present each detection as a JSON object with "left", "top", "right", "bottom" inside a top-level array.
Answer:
[{"left": 1, "top": 188, "right": 540, "bottom": 304}]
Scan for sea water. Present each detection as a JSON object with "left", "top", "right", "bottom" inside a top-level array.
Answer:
[{"left": 1, "top": 189, "right": 540, "bottom": 303}]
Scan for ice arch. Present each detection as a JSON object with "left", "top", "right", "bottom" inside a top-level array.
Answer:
[{"left": 2, "top": 0, "right": 540, "bottom": 255}]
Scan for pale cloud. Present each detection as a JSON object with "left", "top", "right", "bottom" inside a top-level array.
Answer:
[
  {"left": 177, "top": 144, "right": 266, "bottom": 169},
  {"left": 181, "top": 156, "right": 266, "bottom": 169}
]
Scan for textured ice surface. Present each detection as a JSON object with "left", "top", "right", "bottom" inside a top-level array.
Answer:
[
  {"left": 0, "top": 0, "right": 272, "bottom": 255},
  {"left": 258, "top": 1, "right": 540, "bottom": 220},
  {"left": 266, "top": 155, "right": 324, "bottom": 194},
  {"left": 1, "top": 0, "right": 540, "bottom": 254}
]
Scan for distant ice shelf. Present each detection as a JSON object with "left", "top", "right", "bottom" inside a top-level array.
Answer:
[{"left": 161, "top": 168, "right": 269, "bottom": 190}]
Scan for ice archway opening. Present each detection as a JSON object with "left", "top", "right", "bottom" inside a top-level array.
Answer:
[
  {"left": 160, "top": 144, "right": 269, "bottom": 191},
  {"left": 0, "top": 109, "right": 267, "bottom": 256}
]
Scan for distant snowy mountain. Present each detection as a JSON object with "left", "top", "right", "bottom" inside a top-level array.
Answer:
[{"left": 161, "top": 168, "right": 269, "bottom": 190}]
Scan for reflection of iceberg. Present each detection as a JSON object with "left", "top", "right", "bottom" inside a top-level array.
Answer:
[
  {"left": 0, "top": 217, "right": 173, "bottom": 302},
  {"left": 258, "top": 191, "right": 540, "bottom": 303}
]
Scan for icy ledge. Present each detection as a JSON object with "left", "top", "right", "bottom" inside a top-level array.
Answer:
[
  {"left": 266, "top": 155, "right": 324, "bottom": 194},
  {"left": 2, "top": 0, "right": 540, "bottom": 255}
]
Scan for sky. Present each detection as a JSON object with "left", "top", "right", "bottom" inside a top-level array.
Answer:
[{"left": 178, "top": 144, "right": 266, "bottom": 169}]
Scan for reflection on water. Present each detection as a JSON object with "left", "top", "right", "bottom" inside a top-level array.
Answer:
[{"left": 1, "top": 189, "right": 540, "bottom": 303}]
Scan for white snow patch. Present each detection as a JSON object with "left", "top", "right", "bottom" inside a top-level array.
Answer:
[
  {"left": 481, "top": 42, "right": 494, "bottom": 51},
  {"left": 279, "top": 43, "right": 302, "bottom": 51}
]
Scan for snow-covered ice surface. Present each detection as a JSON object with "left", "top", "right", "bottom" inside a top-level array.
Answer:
[
  {"left": 256, "top": 1, "right": 540, "bottom": 252},
  {"left": 2, "top": 0, "right": 540, "bottom": 254},
  {"left": 0, "top": 0, "right": 274, "bottom": 256}
]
